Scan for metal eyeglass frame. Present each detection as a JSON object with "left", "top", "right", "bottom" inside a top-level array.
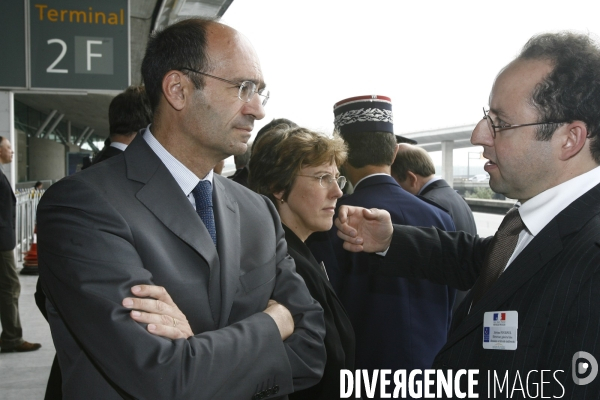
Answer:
[
  {"left": 179, "top": 67, "right": 270, "bottom": 106},
  {"left": 483, "top": 107, "right": 567, "bottom": 139},
  {"left": 297, "top": 174, "right": 347, "bottom": 190}
]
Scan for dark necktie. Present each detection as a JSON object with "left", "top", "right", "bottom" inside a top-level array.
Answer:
[
  {"left": 191, "top": 180, "right": 217, "bottom": 246},
  {"left": 471, "top": 207, "right": 524, "bottom": 307}
]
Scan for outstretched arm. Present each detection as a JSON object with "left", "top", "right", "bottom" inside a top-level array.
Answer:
[{"left": 335, "top": 205, "right": 394, "bottom": 252}]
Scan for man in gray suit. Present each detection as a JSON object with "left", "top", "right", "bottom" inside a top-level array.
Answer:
[
  {"left": 336, "top": 32, "right": 600, "bottom": 397},
  {"left": 391, "top": 143, "right": 477, "bottom": 235},
  {"left": 37, "top": 18, "right": 325, "bottom": 399},
  {"left": 392, "top": 143, "right": 477, "bottom": 313}
]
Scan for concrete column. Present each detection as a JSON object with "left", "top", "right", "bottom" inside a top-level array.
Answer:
[
  {"left": 441, "top": 140, "right": 454, "bottom": 188},
  {"left": 0, "top": 91, "right": 15, "bottom": 189}
]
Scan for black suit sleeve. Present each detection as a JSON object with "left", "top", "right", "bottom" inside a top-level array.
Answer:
[
  {"left": 376, "top": 225, "right": 493, "bottom": 291},
  {"left": 262, "top": 197, "right": 327, "bottom": 392},
  {"left": 549, "top": 254, "right": 600, "bottom": 398}
]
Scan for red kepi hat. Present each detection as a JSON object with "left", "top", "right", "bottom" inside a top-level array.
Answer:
[{"left": 333, "top": 95, "right": 417, "bottom": 144}]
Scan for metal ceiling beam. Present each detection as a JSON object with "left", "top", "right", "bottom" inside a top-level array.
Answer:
[
  {"left": 42, "top": 113, "right": 64, "bottom": 139},
  {"left": 33, "top": 110, "right": 57, "bottom": 138},
  {"left": 79, "top": 129, "right": 95, "bottom": 146},
  {"left": 74, "top": 127, "right": 90, "bottom": 145}
]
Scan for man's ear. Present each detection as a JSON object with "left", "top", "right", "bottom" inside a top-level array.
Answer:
[
  {"left": 407, "top": 171, "right": 419, "bottom": 189},
  {"left": 161, "top": 70, "right": 187, "bottom": 111},
  {"left": 558, "top": 121, "right": 588, "bottom": 161},
  {"left": 391, "top": 143, "right": 400, "bottom": 164}
]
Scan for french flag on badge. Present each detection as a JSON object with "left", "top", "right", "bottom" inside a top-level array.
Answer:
[{"left": 494, "top": 313, "right": 507, "bottom": 321}]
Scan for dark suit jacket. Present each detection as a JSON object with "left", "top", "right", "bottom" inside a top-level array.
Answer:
[
  {"left": 229, "top": 167, "right": 249, "bottom": 188},
  {"left": 377, "top": 182, "right": 600, "bottom": 398},
  {"left": 419, "top": 178, "right": 477, "bottom": 313},
  {"left": 92, "top": 145, "right": 123, "bottom": 165},
  {"left": 0, "top": 168, "right": 15, "bottom": 251},
  {"left": 283, "top": 225, "right": 355, "bottom": 400},
  {"left": 419, "top": 179, "right": 477, "bottom": 235},
  {"left": 328, "top": 175, "right": 456, "bottom": 386},
  {"left": 37, "top": 133, "right": 326, "bottom": 400}
]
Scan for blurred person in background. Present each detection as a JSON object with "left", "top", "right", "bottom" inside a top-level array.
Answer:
[
  {"left": 91, "top": 85, "right": 152, "bottom": 166},
  {"left": 229, "top": 146, "right": 251, "bottom": 187},
  {"left": 0, "top": 136, "right": 41, "bottom": 353},
  {"left": 392, "top": 143, "right": 477, "bottom": 236},
  {"left": 250, "top": 124, "right": 354, "bottom": 400},
  {"left": 392, "top": 143, "right": 477, "bottom": 313}
]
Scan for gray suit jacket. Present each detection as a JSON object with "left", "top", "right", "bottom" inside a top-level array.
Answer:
[
  {"left": 419, "top": 179, "right": 477, "bottom": 235},
  {"left": 37, "top": 133, "right": 325, "bottom": 400}
]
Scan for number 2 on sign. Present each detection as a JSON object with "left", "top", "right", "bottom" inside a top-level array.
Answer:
[{"left": 46, "top": 39, "right": 68, "bottom": 73}]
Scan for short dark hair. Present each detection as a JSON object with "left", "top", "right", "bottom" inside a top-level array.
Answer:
[
  {"left": 0, "top": 136, "right": 4, "bottom": 145},
  {"left": 109, "top": 86, "right": 152, "bottom": 136},
  {"left": 342, "top": 131, "right": 397, "bottom": 168},
  {"left": 249, "top": 125, "right": 347, "bottom": 205},
  {"left": 254, "top": 118, "right": 298, "bottom": 145},
  {"left": 141, "top": 18, "right": 214, "bottom": 111},
  {"left": 517, "top": 32, "right": 600, "bottom": 163},
  {"left": 392, "top": 144, "right": 435, "bottom": 181}
]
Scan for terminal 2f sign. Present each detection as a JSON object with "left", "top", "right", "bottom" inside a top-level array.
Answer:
[{"left": 29, "top": 0, "right": 129, "bottom": 91}]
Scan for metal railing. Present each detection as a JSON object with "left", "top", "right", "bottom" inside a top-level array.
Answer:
[{"left": 14, "top": 189, "right": 44, "bottom": 262}]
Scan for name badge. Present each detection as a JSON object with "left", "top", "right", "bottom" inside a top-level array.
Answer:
[{"left": 483, "top": 311, "right": 518, "bottom": 350}]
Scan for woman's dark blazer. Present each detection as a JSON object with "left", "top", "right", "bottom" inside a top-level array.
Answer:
[{"left": 283, "top": 224, "right": 355, "bottom": 400}]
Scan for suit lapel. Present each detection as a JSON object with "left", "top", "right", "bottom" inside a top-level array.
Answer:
[
  {"left": 440, "top": 183, "right": 600, "bottom": 351},
  {"left": 125, "top": 134, "right": 222, "bottom": 325},
  {"left": 213, "top": 176, "right": 239, "bottom": 328},
  {"left": 442, "top": 221, "right": 563, "bottom": 350}
]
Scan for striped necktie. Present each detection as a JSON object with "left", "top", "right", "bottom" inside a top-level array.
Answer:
[{"left": 471, "top": 207, "right": 524, "bottom": 307}]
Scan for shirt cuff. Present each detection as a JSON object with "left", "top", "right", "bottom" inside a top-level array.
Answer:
[{"left": 376, "top": 247, "right": 389, "bottom": 257}]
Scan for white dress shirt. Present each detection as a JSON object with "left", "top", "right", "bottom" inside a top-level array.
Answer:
[
  {"left": 143, "top": 127, "right": 213, "bottom": 208},
  {"left": 109, "top": 142, "right": 128, "bottom": 151},
  {"left": 506, "top": 165, "right": 600, "bottom": 269},
  {"left": 354, "top": 173, "right": 389, "bottom": 190}
]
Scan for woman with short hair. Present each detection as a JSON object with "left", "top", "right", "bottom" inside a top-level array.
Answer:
[{"left": 250, "top": 124, "right": 354, "bottom": 399}]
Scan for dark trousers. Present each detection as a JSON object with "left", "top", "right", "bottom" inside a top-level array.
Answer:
[{"left": 0, "top": 249, "right": 23, "bottom": 349}]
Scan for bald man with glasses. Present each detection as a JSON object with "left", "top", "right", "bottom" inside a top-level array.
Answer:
[{"left": 37, "top": 18, "right": 325, "bottom": 400}]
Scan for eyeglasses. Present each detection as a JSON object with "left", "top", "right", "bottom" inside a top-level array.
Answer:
[
  {"left": 179, "top": 67, "right": 270, "bottom": 106},
  {"left": 482, "top": 107, "right": 567, "bottom": 139},
  {"left": 297, "top": 174, "right": 347, "bottom": 190}
]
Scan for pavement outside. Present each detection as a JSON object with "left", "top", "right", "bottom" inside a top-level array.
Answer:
[
  {"left": 0, "top": 265, "right": 53, "bottom": 400},
  {"left": 0, "top": 211, "right": 502, "bottom": 399}
]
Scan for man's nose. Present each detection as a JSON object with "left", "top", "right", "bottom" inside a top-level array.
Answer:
[
  {"left": 244, "top": 94, "right": 266, "bottom": 121},
  {"left": 471, "top": 118, "right": 493, "bottom": 147}
]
